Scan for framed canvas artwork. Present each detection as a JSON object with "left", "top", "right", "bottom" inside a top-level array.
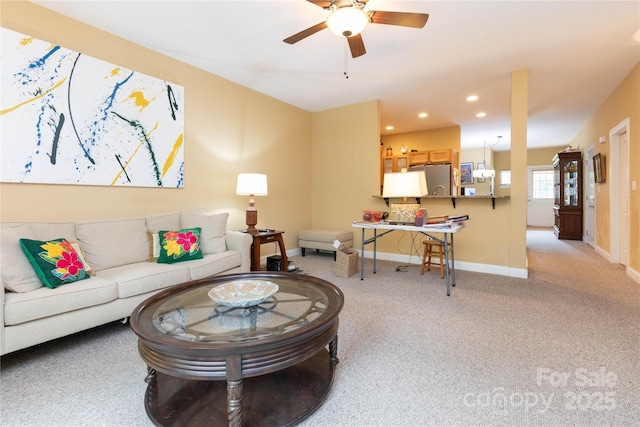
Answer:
[{"left": 1, "top": 28, "right": 185, "bottom": 188}]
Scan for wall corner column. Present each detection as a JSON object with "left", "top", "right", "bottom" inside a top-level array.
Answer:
[{"left": 511, "top": 69, "right": 528, "bottom": 272}]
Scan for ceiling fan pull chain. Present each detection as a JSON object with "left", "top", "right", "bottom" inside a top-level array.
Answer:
[{"left": 343, "top": 38, "right": 349, "bottom": 79}]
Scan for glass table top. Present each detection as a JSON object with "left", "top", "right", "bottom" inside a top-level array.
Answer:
[{"left": 151, "top": 275, "right": 335, "bottom": 344}]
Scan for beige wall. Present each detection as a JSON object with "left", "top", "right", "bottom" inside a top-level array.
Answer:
[
  {"left": 3, "top": 1, "right": 634, "bottom": 277},
  {"left": 569, "top": 61, "right": 639, "bottom": 273},
  {"left": 492, "top": 146, "right": 565, "bottom": 197},
  {"left": 0, "top": 1, "right": 313, "bottom": 254},
  {"left": 0, "top": 0, "right": 524, "bottom": 273},
  {"left": 311, "top": 101, "right": 381, "bottom": 229},
  {"left": 528, "top": 147, "right": 565, "bottom": 166},
  {"left": 460, "top": 147, "right": 493, "bottom": 196},
  {"left": 381, "top": 126, "right": 461, "bottom": 153}
]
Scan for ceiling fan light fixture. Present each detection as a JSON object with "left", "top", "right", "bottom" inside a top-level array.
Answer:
[{"left": 327, "top": 7, "right": 369, "bottom": 37}]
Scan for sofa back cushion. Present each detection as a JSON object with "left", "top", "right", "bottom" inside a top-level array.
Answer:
[
  {"left": 145, "top": 212, "right": 182, "bottom": 232},
  {"left": 77, "top": 218, "right": 148, "bottom": 271},
  {"left": 1, "top": 224, "right": 43, "bottom": 293},
  {"left": 180, "top": 211, "right": 228, "bottom": 254}
]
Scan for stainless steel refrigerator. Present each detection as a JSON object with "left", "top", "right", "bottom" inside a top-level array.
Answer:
[{"left": 409, "top": 164, "right": 451, "bottom": 195}]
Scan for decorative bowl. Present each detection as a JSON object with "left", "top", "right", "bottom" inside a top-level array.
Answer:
[{"left": 208, "top": 280, "right": 279, "bottom": 308}]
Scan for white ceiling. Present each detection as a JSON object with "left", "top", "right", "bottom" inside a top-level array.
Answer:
[{"left": 32, "top": 0, "right": 640, "bottom": 151}]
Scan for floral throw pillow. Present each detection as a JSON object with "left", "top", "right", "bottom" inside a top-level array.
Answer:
[
  {"left": 19, "top": 238, "right": 90, "bottom": 289},
  {"left": 157, "top": 228, "right": 203, "bottom": 264}
]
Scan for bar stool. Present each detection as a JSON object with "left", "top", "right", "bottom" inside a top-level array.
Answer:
[{"left": 420, "top": 239, "right": 446, "bottom": 279}]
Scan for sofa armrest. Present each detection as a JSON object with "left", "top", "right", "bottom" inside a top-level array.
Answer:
[
  {"left": 0, "top": 287, "right": 6, "bottom": 355},
  {"left": 225, "top": 231, "right": 253, "bottom": 272}
]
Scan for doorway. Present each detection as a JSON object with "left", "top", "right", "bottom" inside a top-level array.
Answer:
[
  {"left": 527, "top": 166, "right": 554, "bottom": 227},
  {"left": 585, "top": 145, "right": 595, "bottom": 247},
  {"left": 609, "top": 118, "right": 630, "bottom": 267}
]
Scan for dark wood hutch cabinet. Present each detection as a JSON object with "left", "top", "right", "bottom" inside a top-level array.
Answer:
[{"left": 553, "top": 150, "right": 583, "bottom": 240}]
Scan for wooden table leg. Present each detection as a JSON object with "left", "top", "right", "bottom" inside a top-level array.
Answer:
[
  {"left": 251, "top": 238, "right": 260, "bottom": 271},
  {"left": 227, "top": 379, "right": 243, "bottom": 427},
  {"left": 275, "top": 234, "right": 288, "bottom": 271},
  {"left": 227, "top": 355, "right": 243, "bottom": 427}
]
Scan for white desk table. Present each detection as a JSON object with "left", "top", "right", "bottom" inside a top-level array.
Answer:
[{"left": 352, "top": 222, "right": 465, "bottom": 296}]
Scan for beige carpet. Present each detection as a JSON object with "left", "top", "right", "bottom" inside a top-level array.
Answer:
[{"left": 1, "top": 229, "right": 638, "bottom": 426}]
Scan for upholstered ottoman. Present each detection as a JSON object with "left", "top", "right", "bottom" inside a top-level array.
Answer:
[{"left": 299, "top": 229, "right": 354, "bottom": 261}]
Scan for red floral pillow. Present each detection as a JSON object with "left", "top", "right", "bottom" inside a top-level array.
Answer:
[
  {"left": 157, "top": 228, "right": 203, "bottom": 264},
  {"left": 20, "top": 238, "right": 89, "bottom": 289}
]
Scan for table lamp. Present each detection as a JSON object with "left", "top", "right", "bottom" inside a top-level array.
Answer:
[
  {"left": 382, "top": 171, "right": 429, "bottom": 201},
  {"left": 236, "top": 173, "right": 268, "bottom": 234},
  {"left": 382, "top": 171, "right": 428, "bottom": 224}
]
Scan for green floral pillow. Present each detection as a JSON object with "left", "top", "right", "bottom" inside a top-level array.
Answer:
[
  {"left": 19, "top": 238, "right": 90, "bottom": 289},
  {"left": 157, "top": 228, "right": 203, "bottom": 264}
]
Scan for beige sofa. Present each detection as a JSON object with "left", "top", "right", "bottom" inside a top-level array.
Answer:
[{"left": 0, "top": 209, "right": 252, "bottom": 355}]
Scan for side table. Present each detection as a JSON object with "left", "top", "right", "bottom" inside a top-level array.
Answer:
[{"left": 249, "top": 230, "right": 288, "bottom": 271}]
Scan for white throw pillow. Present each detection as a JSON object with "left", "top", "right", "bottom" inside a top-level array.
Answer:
[{"left": 180, "top": 211, "right": 228, "bottom": 254}]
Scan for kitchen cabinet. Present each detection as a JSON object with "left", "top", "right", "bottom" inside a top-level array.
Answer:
[
  {"left": 409, "top": 151, "right": 428, "bottom": 165},
  {"left": 380, "top": 155, "right": 409, "bottom": 193},
  {"left": 408, "top": 149, "right": 458, "bottom": 166},
  {"left": 429, "top": 149, "right": 453, "bottom": 163}
]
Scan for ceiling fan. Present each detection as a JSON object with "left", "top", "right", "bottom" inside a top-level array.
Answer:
[{"left": 283, "top": 0, "right": 429, "bottom": 58}]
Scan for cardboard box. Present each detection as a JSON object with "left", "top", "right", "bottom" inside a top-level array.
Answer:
[{"left": 335, "top": 245, "right": 359, "bottom": 278}]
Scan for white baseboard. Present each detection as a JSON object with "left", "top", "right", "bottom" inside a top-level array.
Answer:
[
  {"left": 627, "top": 266, "right": 640, "bottom": 284},
  {"left": 591, "top": 246, "right": 639, "bottom": 284},
  {"left": 359, "top": 250, "right": 528, "bottom": 278},
  {"left": 593, "top": 244, "right": 611, "bottom": 261}
]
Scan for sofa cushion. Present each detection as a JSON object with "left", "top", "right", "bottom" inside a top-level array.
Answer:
[
  {"left": 77, "top": 218, "right": 148, "bottom": 271},
  {"left": 3, "top": 276, "right": 118, "bottom": 326},
  {"left": 145, "top": 211, "right": 181, "bottom": 232},
  {"left": 27, "top": 222, "right": 77, "bottom": 241},
  {"left": 96, "top": 262, "right": 190, "bottom": 299},
  {"left": 181, "top": 211, "right": 228, "bottom": 254},
  {"left": 187, "top": 251, "right": 242, "bottom": 280},
  {"left": 1, "top": 224, "right": 43, "bottom": 293},
  {"left": 20, "top": 238, "right": 90, "bottom": 288},
  {"left": 157, "top": 228, "right": 203, "bottom": 264}
]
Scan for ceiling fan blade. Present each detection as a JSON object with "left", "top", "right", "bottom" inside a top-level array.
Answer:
[
  {"left": 305, "top": 0, "right": 332, "bottom": 7},
  {"left": 283, "top": 22, "right": 328, "bottom": 44},
  {"left": 347, "top": 33, "right": 366, "bottom": 58},
  {"left": 370, "top": 11, "right": 429, "bottom": 28},
  {"left": 307, "top": 0, "right": 370, "bottom": 7}
]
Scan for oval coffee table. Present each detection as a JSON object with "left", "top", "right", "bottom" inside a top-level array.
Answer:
[{"left": 130, "top": 271, "right": 344, "bottom": 427}]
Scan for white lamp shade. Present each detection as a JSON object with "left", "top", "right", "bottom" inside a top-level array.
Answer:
[
  {"left": 327, "top": 7, "right": 369, "bottom": 37},
  {"left": 236, "top": 173, "right": 268, "bottom": 196},
  {"left": 382, "top": 171, "right": 428, "bottom": 198}
]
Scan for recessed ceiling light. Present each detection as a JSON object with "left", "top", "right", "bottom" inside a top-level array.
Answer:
[
  {"left": 476, "top": 112, "right": 486, "bottom": 118},
  {"left": 418, "top": 113, "right": 428, "bottom": 118},
  {"left": 386, "top": 125, "right": 394, "bottom": 130},
  {"left": 467, "top": 95, "right": 479, "bottom": 102}
]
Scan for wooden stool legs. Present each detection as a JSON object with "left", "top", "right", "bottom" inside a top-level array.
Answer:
[{"left": 421, "top": 240, "right": 445, "bottom": 279}]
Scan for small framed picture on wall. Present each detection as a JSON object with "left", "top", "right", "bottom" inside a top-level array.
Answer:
[
  {"left": 460, "top": 162, "right": 474, "bottom": 185},
  {"left": 593, "top": 153, "right": 606, "bottom": 183}
]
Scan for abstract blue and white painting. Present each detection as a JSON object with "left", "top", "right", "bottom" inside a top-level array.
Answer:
[{"left": 0, "top": 28, "right": 185, "bottom": 187}]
